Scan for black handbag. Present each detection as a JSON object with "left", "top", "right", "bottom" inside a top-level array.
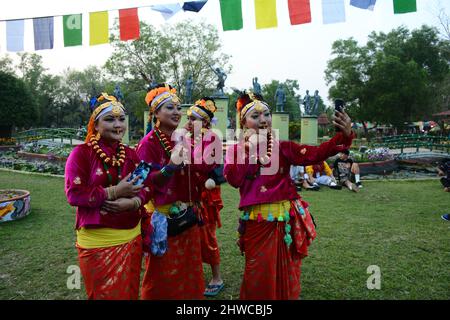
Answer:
[
  {"left": 166, "top": 165, "right": 199, "bottom": 237},
  {"left": 167, "top": 206, "right": 198, "bottom": 237}
]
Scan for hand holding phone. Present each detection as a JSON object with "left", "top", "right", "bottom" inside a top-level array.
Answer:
[
  {"left": 128, "top": 160, "right": 152, "bottom": 186},
  {"left": 334, "top": 99, "right": 345, "bottom": 132}
]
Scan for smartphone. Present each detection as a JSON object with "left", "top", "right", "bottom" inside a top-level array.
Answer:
[
  {"left": 334, "top": 99, "right": 345, "bottom": 132},
  {"left": 128, "top": 160, "right": 152, "bottom": 185}
]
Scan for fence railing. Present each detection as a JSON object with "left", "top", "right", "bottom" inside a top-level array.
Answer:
[
  {"left": 12, "top": 128, "right": 85, "bottom": 145},
  {"left": 372, "top": 134, "right": 450, "bottom": 154}
]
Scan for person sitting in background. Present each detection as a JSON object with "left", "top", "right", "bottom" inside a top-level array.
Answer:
[
  {"left": 333, "top": 149, "right": 362, "bottom": 192},
  {"left": 437, "top": 158, "right": 450, "bottom": 192},
  {"left": 290, "top": 165, "right": 319, "bottom": 191},
  {"left": 305, "top": 161, "right": 341, "bottom": 190}
]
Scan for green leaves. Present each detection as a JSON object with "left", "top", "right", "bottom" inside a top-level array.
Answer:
[
  {"left": 106, "top": 20, "right": 231, "bottom": 104},
  {"left": 325, "top": 25, "right": 450, "bottom": 132}
]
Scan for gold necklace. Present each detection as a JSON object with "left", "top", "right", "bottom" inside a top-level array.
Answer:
[{"left": 89, "top": 136, "right": 125, "bottom": 167}]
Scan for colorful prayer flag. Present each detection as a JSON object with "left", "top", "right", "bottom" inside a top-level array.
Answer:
[
  {"left": 322, "top": 0, "right": 346, "bottom": 24},
  {"left": 288, "top": 0, "right": 311, "bottom": 25},
  {"left": 90, "top": 11, "right": 109, "bottom": 46},
  {"left": 63, "top": 14, "right": 82, "bottom": 47},
  {"left": 151, "top": 4, "right": 182, "bottom": 20},
  {"left": 219, "top": 0, "right": 243, "bottom": 31},
  {"left": 393, "top": 0, "right": 416, "bottom": 14},
  {"left": 119, "top": 8, "right": 140, "bottom": 41},
  {"left": 254, "top": 0, "right": 278, "bottom": 29},
  {"left": 350, "top": 0, "right": 377, "bottom": 10},
  {"left": 33, "top": 17, "right": 54, "bottom": 50},
  {"left": 182, "top": 1, "right": 208, "bottom": 12},
  {"left": 6, "top": 20, "right": 24, "bottom": 52}
]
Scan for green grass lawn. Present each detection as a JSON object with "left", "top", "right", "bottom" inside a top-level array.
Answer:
[{"left": 0, "top": 170, "right": 448, "bottom": 300}]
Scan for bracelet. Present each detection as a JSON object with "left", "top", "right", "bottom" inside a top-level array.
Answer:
[
  {"left": 106, "top": 187, "right": 116, "bottom": 200},
  {"left": 133, "top": 197, "right": 142, "bottom": 210},
  {"left": 160, "top": 166, "right": 174, "bottom": 177}
]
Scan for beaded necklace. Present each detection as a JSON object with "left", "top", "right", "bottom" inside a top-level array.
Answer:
[
  {"left": 259, "top": 131, "right": 273, "bottom": 165},
  {"left": 154, "top": 126, "right": 174, "bottom": 158},
  {"left": 89, "top": 136, "right": 125, "bottom": 186}
]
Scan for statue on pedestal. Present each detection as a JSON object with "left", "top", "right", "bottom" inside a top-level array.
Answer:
[
  {"left": 312, "top": 90, "right": 320, "bottom": 116},
  {"left": 114, "top": 84, "right": 124, "bottom": 102},
  {"left": 252, "top": 77, "right": 262, "bottom": 95},
  {"left": 185, "top": 73, "right": 194, "bottom": 103},
  {"left": 274, "top": 84, "right": 286, "bottom": 112},
  {"left": 212, "top": 67, "right": 227, "bottom": 96},
  {"left": 303, "top": 90, "right": 311, "bottom": 115}
]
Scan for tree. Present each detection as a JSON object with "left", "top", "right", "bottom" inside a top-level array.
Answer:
[
  {"left": 105, "top": 20, "right": 231, "bottom": 103},
  {"left": 325, "top": 25, "right": 450, "bottom": 134},
  {"left": 0, "top": 72, "right": 37, "bottom": 137},
  {"left": 59, "top": 66, "right": 112, "bottom": 127},
  {"left": 0, "top": 54, "right": 15, "bottom": 75}
]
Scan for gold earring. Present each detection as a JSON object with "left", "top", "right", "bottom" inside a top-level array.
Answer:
[
  {"left": 95, "top": 132, "right": 101, "bottom": 140},
  {"left": 155, "top": 119, "right": 161, "bottom": 128}
]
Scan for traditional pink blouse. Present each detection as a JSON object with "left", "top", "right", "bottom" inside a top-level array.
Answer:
[
  {"left": 224, "top": 132, "right": 354, "bottom": 209},
  {"left": 65, "top": 140, "right": 152, "bottom": 230},
  {"left": 136, "top": 129, "right": 219, "bottom": 206}
]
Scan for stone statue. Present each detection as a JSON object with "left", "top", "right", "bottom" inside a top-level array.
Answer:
[
  {"left": 147, "top": 76, "right": 158, "bottom": 91},
  {"left": 252, "top": 77, "right": 262, "bottom": 95},
  {"left": 303, "top": 90, "right": 311, "bottom": 115},
  {"left": 114, "top": 84, "right": 124, "bottom": 102},
  {"left": 274, "top": 84, "right": 286, "bottom": 112},
  {"left": 185, "top": 73, "right": 194, "bottom": 103},
  {"left": 312, "top": 90, "right": 320, "bottom": 116},
  {"left": 212, "top": 67, "right": 227, "bottom": 96}
]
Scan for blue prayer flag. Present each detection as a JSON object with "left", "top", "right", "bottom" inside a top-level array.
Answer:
[
  {"left": 6, "top": 20, "right": 24, "bottom": 52},
  {"left": 151, "top": 4, "right": 182, "bottom": 20},
  {"left": 322, "top": 0, "right": 346, "bottom": 24},
  {"left": 350, "top": 0, "right": 377, "bottom": 10},
  {"left": 33, "top": 17, "right": 54, "bottom": 50},
  {"left": 182, "top": 1, "right": 208, "bottom": 12}
]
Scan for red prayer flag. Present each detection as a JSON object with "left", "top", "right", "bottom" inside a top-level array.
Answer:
[
  {"left": 119, "top": 8, "right": 140, "bottom": 41},
  {"left": 288, "top": 0, "right": 311, "bottom": 25}
]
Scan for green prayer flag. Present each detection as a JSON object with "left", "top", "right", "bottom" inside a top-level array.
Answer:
[
  {"left": 393, "top": 0, "right": 416, "bottom": 14},
  {"left": 220, "top": 0, "right": 243, "bottom": 31},
  {"left": 63, "top": 14, "right": 82, "bottom": 47}
]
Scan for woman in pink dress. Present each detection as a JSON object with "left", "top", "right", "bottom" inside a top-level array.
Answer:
[
  {"left": 65, "top": 92, "right": 152, "bottom": 299},
  {"left": 224, "top": 91, "right": 354, "bottom": 300}
]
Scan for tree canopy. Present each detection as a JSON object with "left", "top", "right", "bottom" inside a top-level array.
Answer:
[
  {"left": 105, "top": 20, "right": 231, "bottom": 103},
  {"left": 0, "top": 71, "right": 37, "bottom": 137},
  {"left": 325, "top": 25, "right": 450, "bottom": 132}
]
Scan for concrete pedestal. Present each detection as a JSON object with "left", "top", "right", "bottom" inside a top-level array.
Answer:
[
  {"left": 272, "top": 112, "right": 289, "bottom": 141},
  {"left": 301, "top": 115, "right": 318, "bottom": 145},
  {"left": 211, "top": 96, "right": 229, "bottom": 141}
]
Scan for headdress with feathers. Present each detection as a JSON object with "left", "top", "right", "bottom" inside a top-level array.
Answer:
[
  {"left": 233, "top": 89, "right": 270, "bottom": 128},
  {"left": 85, "top": 92, "right": 125, "bottom": 143},
  {"left": 187, "top": 97, "right": 218, "bottom": 125},
  {"left": 144, "top": 83, "right": 180, "bottom": 134}
]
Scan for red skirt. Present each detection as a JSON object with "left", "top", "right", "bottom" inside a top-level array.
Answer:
[
  {"left": 141, "top": 225, "right": 205, "bottom": 300},
  {"left": 199, "top": 187, "right": 223, "bottom": 265},
  {"left": 239, "top": 200, "right": 315, "bottom": 300},
  {"left": 77, "top": 235, "right": 142, "bottom": 300}
]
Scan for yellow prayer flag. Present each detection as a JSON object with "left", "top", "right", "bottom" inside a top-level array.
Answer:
[
  {"left": 89, "top": 11, "right": 109, "bottom": 45},
  {"left": 255, "top": 0, "right": 278, "bottom": 29}
]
